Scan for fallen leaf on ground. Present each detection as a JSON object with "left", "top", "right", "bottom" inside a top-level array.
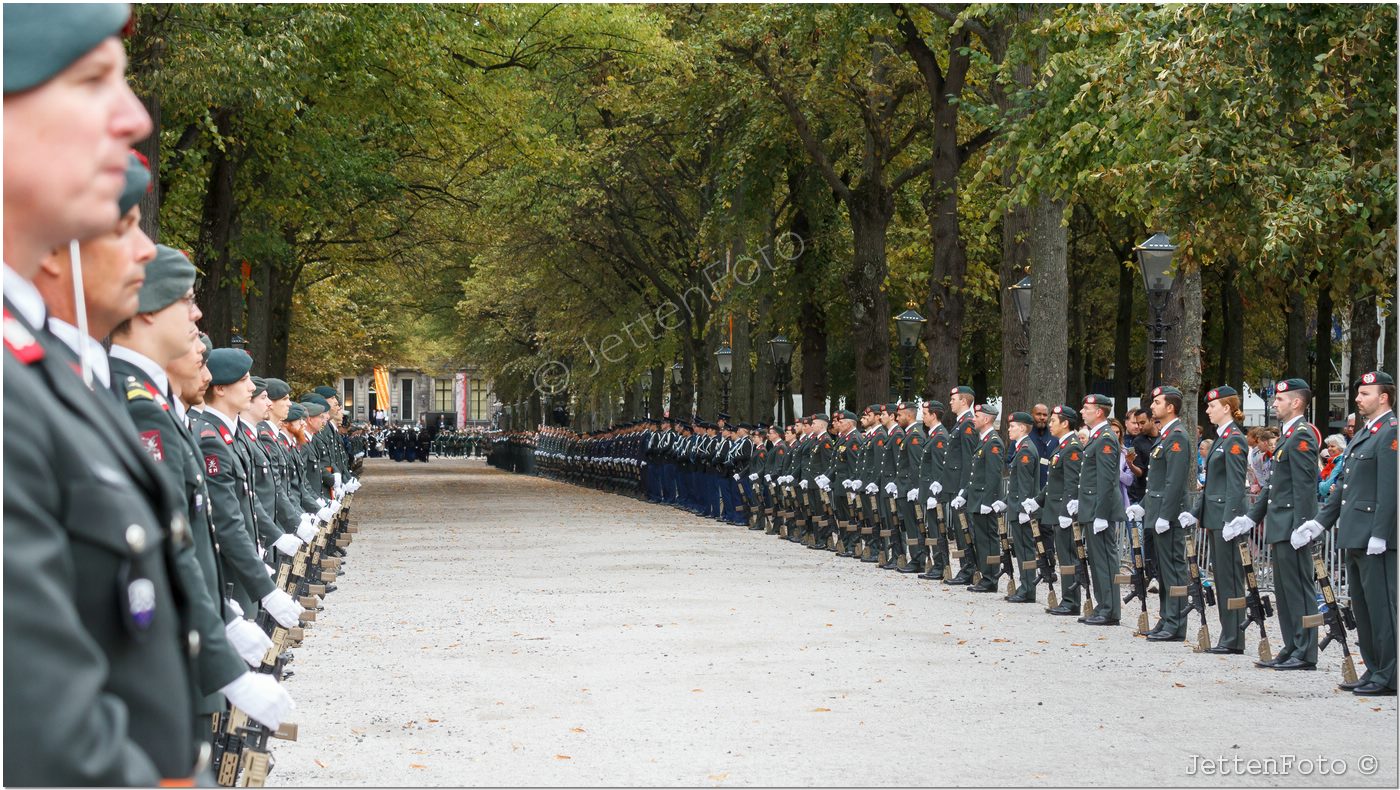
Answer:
[
  {"left": 692, "top": 688, "right": 703, "bottom": 693},
  {"left": 957, "top": 639, "right": 968, "bottom": 645},
  {"left": 570, "top": 727, "right": 586, "bottom": 733},
  {"left": 992, "top": 638, "right": 1011, "bottom": 643},
  {"left": 708, "top": 772, "right": 729, "bottom": 781},
  {"left": 555, "top": 755, "right": 572, "bottom": 760},
  {"left": 1070, "top": 643, "right": 1087, "bottom": 647},
  {"left": 1173, "top": 682, "right": 1186, "bottom": 688},
  {"left": 812, "top": 707, "right": 831, "bottom": 712},
  {"left": 410, "top": 763, "right": 427, "bottom": 769},
  {"left": 314, "top": 760, "right": 326, "bottom": 768}
]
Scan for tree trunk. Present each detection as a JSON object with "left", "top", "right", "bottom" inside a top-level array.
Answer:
[
  {"left": 1163, "top": 265, "right": 1204, "bottom": 446},
  {"left": 1284, "top": 290, "right": 1310, "bottom": 380},
  {"left": 1348, "top": 292, "right": 1380, "bottom": 408},
  {"left": 1027, "top": 196, "right": 1068, "bottom": 411},
  {"left": 193, "top": 120, "right": 238, "bottom": 348},
  {"left": 845, "top": 184, "right": 892, "bottom": 410},
  {"left": 649, "top": 365, "right": 664, "bottom": 420},
  {"left": 1000, "top": 199, "right": 1031, "bottom": 414},
  {"left": 923, "top": 140, "right": 967, "bottom": 411},
  {"left": 1112, "top": 247, "right": 1135, "bottom": 416},
  {"left": 1314, "top": 282, "right": 1333, "bottom": 429}
]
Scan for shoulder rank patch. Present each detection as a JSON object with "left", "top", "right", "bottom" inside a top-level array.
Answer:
[
  {"left": 878, "top": 440, "right": 884, "bottom": 447},
  {"left": 1170, "top": 441, "right": 1181, "bottom": 452},
  {"left": 1070, "top": 452, "right": 1080, "bottom": 461},
  {"left": 912, "top": 438, "right": 919, "bottom": 445},
  {"left": 217, "top": 424, "right": 234, "bottom": 445},
  {"left": 1020, "top": 453, "right": 1030, "bottom": 464},
  {"left": 1230, "top": 444, "right": 1243, "bottom": 455},
  {"left": 126, "top": 385, "right": 154, "bottom": 401},
  {"left": 200, "top": 428, "right": 217, "bottom": 439},
  {"left": 139, "top": 430, "right": 164, "bottom": 462},
  {"left": 991, "top": 445, "right": 1000, "bottom": 454},
  {"left": 1297, "top": 440, "right": 1310, "bottom": 453},
  {"left": 936, "top": 441, "right": 944, "bottom": 449},
  {"left": 204, "top": 454, "right": 221, "bottom": 476},
  {"left": 2, "top": 308, "right": 43, "bottom": 364},
  {"left": 1103, "top": 445, "right": 1113, "bottom": 454}
]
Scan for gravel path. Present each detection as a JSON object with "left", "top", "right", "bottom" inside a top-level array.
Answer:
[{"left": 270, "top": 458, "right": 1396, "bottom": 787}]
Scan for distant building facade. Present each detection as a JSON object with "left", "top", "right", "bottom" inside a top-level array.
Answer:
[{"left": 342, "top": 361, "right": 494, "bottom": 429}]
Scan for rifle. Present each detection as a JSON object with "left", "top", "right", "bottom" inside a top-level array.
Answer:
[
  {"left": 213, "top": 707, "right": 275, "bottom": 787},
  {"left": 932, "top": 502, "right": 954, "bottom": 582},
  {"left": 953, "top": 507, "right": 981, "bottom": 583},
  {"left": 1072, "top": 523, "right": 1094, "bottom": 618},
  {"left": 1172, "top": 530, "right": 1215, "bottom": 652},
  {"left": 993, "top": 511, "right": 1017, "bottom": 595},
  {"left": 1026, "top": 516, "right": 1058, "bottom": 609},
  {"left": 1302, "top": 551, "right": 1358, "bottom": 684},
  {"left": 883, "top": 489, "right": 905, "bottom": 567},
  {"left": 1228, "top": 540, "right": 1274, "bottom": 663},
  {"left": 857, "top": 490, "right": 877, "bottom": 560},
  {"left": 1115, "top": 522, "right": 1151, "bottom": 634}
]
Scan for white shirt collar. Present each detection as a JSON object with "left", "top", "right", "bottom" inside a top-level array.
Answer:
[
  {"left": 978, "top": 425, "right": 994, "bottom": 440},
  {"left": 1282, "top": 414, "right": 1303, "bottom": 433},
  {"left": 1160, "top": 417, "right": 1180, "bottom": 436},
  {"left": 45, "top": 318, "right": 110, "bottom": 387},
  {"left": 109, "top": 344, "right": 171, "bottom": 401},
  {"left": 1365, "top": 410, "right": 1393, "bottom": 432},
  {"left": 204, "top": 404, "right": 240, "bottom": 434},
  {"left": 2, "top": 263, "right": 45, "bottom": 328},
  {"left": 171, "top": 396, "right": 188, "bottom": 423},
  {"left": 958, "top": 408, "right": 974, "bottom": 421},
  {"left": 1087, "top": 420, "right": 1109, "bottom": 436}
]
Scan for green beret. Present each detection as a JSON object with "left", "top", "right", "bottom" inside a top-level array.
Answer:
[
  {"left": 3, "top": 3, "right": 129, "bottom": 94},
  {"left": 207, "top": 348, "right": 251, "bottom": 386},
  {"left": 1082, "top": 394, "right": 1113, "bottom": 410},
  {"left": 250, "top": 377, "right": 267, "bottom": 398},
  {"left": 303, "top": 402, "right": 326, "bottom": 418},
  {"left": 974, "top": 402, "right": 999, "bottom": 418},
  {"left": 198, "top": 333, "right": 212, "bottom": 361},
  {"left": 313, "top": 385, "right": 338, "bottom": 400},
  {"left": 1204, "top": 386, "right": 1238, "bottom": 402},
  {"left": 1150, "top": 385, "right": 1183, "bottom": 399},
  {"left": 286, "top": 402, "right": 308, "bottom": 421},
  {"left": 300, "top": 393, "right": 330, "bottom": 410},
  {"left": 923, "top": 399, "right": 946, "bottom": 414},
  {"left": 1010, "top": 411, "right": 1034, "bottom": 426},
  {"left": 137, "top": 245, "right": 196, "bottom": 314},
  {"left": 834, "top": 409, "right": 857, "bottom": 421},
  {"left": 950, "top": 385, "right": 975, "bottom": 397},
  {"left": 1358, "top": 371, "right": 1394, "bottom": 387},
  {"left": 118, "top": 152, "right": 150, "bottom": 217},
  {"left": 264, "top": 378, "right": 291, "bottom": 400},
  {"left": 1276, "top": 378, "right": 1310, "bottom": 394},
  {"left": 1051, "top": 405, "right": 1079, "bottom": 425}
]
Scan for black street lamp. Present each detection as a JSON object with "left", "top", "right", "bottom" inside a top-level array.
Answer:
[
  {"left": 1008, "top": 275, "right": 1032, "bottom": 366},
  {"left": 894, "top": 308, "right": 925, "bottom": 400},
  {"left": 1259, "top": 376, "right": 1275, "bottom": 427},
  {"left": 1135, "top": 232, "right": 1177, "bottom": 390},
  {"left": 715, "top": 343, "right": 733, "bottom": 415},
  {"left": 230, "top": 332, "right": 248, "bottom": 351},
  {"left": 640, "top": 377, "right": 651, "bottom": 419},
  {"left": 768, "top": 334, "right": 793, "bottom": 427}
]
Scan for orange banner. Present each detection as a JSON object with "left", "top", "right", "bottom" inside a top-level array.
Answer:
[{"left": 373, "top": 366, "right": 391, "bottom": 406}]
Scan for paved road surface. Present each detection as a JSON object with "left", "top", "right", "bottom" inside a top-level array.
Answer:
[{"left": 271, "top": 458, "right": 1396, "bottom": 787}]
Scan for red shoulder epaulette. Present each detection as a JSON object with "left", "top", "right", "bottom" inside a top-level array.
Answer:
[{"left": 2, "top": 309, "right": 43, "bottom": 364}]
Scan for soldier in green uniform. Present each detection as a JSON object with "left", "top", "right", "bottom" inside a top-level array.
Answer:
[
  {"left": 963, "top": 403, "right": 1005, "bottom": 592},
  {"left": 1129, "top": 385, "right": 1192, "bottom": 642},
  {"left": 1024, "top": 405, "right": 1083, "bottom": 615},
  {"left": 858, "top": 406, "right": 892, "bottom": 563},
  {"left": 1229, "top": 378, "right": 1319, "bottom": 670},
  {"left": 1295, "top": 371, "right": 1397, "bottom": 694},
  {"left": 1005, "top": 412, "right": 1041, "bottom": 602},
  {"left": 1075, "top": 394, "right": 1124, "bottom": 625},
  {"left": 827, "top": 410, "right": 864, "bottom": 557},
  {"left": 802, "top": 415, "right": 836, "bottom": 548},
  {"left": 3, "top": 6, "right": 210, "bottom": 780},
  {"left": 945, "top": 387, "right": 979, "bottom": 585},
  {"left": 1187, "top": 386, "right": 1249, "bottom": 654},
  {"left": 894, "top": 402, "right": 927, "bottom": 573},
  {"left": 917, "top": 400, "right": 951, "bottom": 580},
  {"left": 109, "top": 246, "right": 294, "bottom": 738}
]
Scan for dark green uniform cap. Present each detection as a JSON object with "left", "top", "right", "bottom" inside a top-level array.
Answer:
[
  {"left": 207, "top": 348, "right": 251, "bottom": 386},
  {"left": 1358, "top": 371, "right": 1394, "bottom": 386},
  {"left": 974, "top": 402, "right": 999, "bottom": 418},
  {"left": 300, "top": 393, "right": 330, "bottom": 409},
  {"left": 264, "top": 378, "right": 292, "bottom": 400},
  {"left": 1010, "top": 411, "right": 1034, "bottom": 425},
  {"left": 250, "top": 377, "right": 267, "bottom": 399},
  {"left": 303, "top": 402, "right": 326, "bottom": 418},
  {"left": 1082, "top": 393, "right": 1112, "bottom": 409},
  {"left": 3, "top": 3, "right": 130, "bottom": 94},
  {"left": 1204, "top": 385, "right": 1237, "bottom": 402},
  {"left": 198, "top": 333, "right": 212, "bottom": 362},
  {"left": 119, "top": 152, "right": 151, "bottom": 216},
  {"left": 1150, "top": 385, "right": 1183, "bottom": 399},
  {"left": 834, "top": 409, "right": 857, "bottom": 421},
  {"left": 1051, "top": 404, "right": 1079, "bottom": 425},
  {"left": 1275, "top": 378, "right": 1310, "bottom": 394},
  {"left": 923, "top": 399, "right": 946, "bottom": 415},
  {"left": 137, "top": 245, "right": 196, "bottom": 314},
  {"left": 287, "top": 402, "right": 308, "bottom": 420},
  {"left": 950, "top": 385, "right": 975, "bottom": 397},
  {"left": 313, "top": 385, "right": 338, "bottom": 401}
]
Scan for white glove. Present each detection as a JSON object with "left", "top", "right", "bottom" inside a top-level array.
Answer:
[
  {"left": 815, "top": 474, "right": 829, "bottom": 487},
  {"left": 978, "top": 504, "right": 990, "bottom": 514},
  {"left": 1092, "top": 517, "right": 1109, "bottom": 534},
  {"left": 1289, "top": 518, "right": 1322, "bottom": 548},
  {"left": 818, "top": 480, "right": 831, "bottom": 492},
  {"left": 799, "top": 479, "right": 808, "bottom": 490},
  {"left": 272, "top": 533, "right": 304, "bottom": 556},
  {"left": 329, "top": 500, "right": 342, "bottom": 515},
  {"left": 296, "top": 513, "right": 318, "bottom": 543},
  {"left": 1178, "top": 511, "right": 1197, "bottom": 528},
  {"left": 884, "top": 482, "right": 897, "bottom": 496},
  {"left": 926, "top": 497, "right": 937, "bottom": 510},
  {"left": 265, "top": 563, "right": 276, "bottom": 577},
  {"left": 316, "top": 505, "right": 334, "bottom": 524},
  {"left": 226, "top": 597, "right": 245, "bottom": 618},
  {"left": 220, "top": 672, "right": 295, "bottom": 731},
  {"left": 732, "top": 474, "right": 740, "bottom": 481},
  {"left": 1225, "top": 515, "right": 1256, "bottom": 542},
  {"left": 1018, "top": 512, "right": 1030, "bottom": 524},
  {"left": 315, "top": 497, "right": 328, "bottom": 508},
  {"left": 333, "top": 472, "right": 342, "bottom": 490},
  {"left": 1367, "top": 537, "right": 1387, "bottom": 555},
  {"left": 864, "top": 483, "right": 878, "bottom": 495},
  {"left": 260, "top": 588, "right": 305, "bottom": 629},
  {"left": 1154, "top": 518, "right": 1170, "bottom": 534},
  {"left": 950, "top": 495, "right": 966, "bottom": 510},
  {"left": 1022, "top": 498, "right": 1039, "bottom": 514},
  {"left": 225, "top": 617, "right": 273, "bottom": 667},
  {"left": 764, "top": 474, "right": 772, "bottom": 482},
  {"left": 1125, "top": 503, "right": 1145, "bottom": 521},
  {"left": 929, "top": 481, "right": 943, "bottom": 496},
  {"left": 906, "top": 489, "right": 917, "bottom": 502},
  {"left": 1058, "top": 516, "right": 1072, "bottom": 530},
  {"left": 1066, "top": 499, "right": 1079, "bottom": 516},
  {"left": 991, "top": 500, "right": 1007, "bottom": 513},
  {"left": 749, "top": 473, "right": 758, "bottom": 481},
  {"left": 851, "top": 479, "right": 863, "bottom": 490}
]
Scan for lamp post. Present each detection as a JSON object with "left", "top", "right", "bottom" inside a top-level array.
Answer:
[
  {"left": 1008, "top": 275, "right": 1032, "bottom": 366},
  {"left": 1135, "top": 232, "right": 1177, "bottom": 391},
  {"left": 230, "top": 332, "right": 248, "bottom": 351},
  {"left": 894, "top": 308, "right": 925, "bottom": 400},
  {"left": 715, "top": 343, "right": 733, "bottom": 414},
  {"left": 768, "top": 334, "right": 793, "bottom": 427},
  {"left": 1260, "top": 376, "right": 1275, "bottom": 427},
  {"left": 640, "top": 377, "right": 652, "bottom": 419}
]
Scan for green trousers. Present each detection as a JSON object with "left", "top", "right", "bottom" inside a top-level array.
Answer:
[
  {"left": 1086, "top": 522, "right": 1122, "bottom": 620},
  {"left": 1151, "top": 525, "right": 1188, "bottom": 637},
  {"left": 1010, "top": 513, "right": 1038, "bottom": 597},
  {"left": 1346, "top": 548, "right": 1397, "bottom": 689},
  {"left": 1051, "top": 519, "right": 1081, "bottom": 609},
  {"left": 1271, "top": 541, "right": 1319, "bottom": 664},
  {"left": 1209, "top": 529, "right": 1246, "bottom": 650}
]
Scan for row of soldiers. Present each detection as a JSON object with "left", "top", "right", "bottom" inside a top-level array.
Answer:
[
  {"left": 384, "top": 424, "right": 433, "bottom": 463},
  {"left": 525, "top": 380, "right": 1396, "bottom": 696},
  {"left": 3, "top": 5, "right": 366, "bottom": 784},
  {"left": 431, "top": 428, "right": 488, "bottom": 458}
]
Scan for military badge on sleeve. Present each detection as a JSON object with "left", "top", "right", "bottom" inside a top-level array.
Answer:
[
  {"left": 139, "top": 430, "right": 164, "bottom": 462},
  {"left": 205, "top": 454, "right": 222, "bottom": 476}
]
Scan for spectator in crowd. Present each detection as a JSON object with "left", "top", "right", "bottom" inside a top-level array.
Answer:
[
  {"left": 1318, "top": 433, "right": 1348, "bottom": 500},
  {"left": 1029, "top": 403, "right": 1056, "bottom": 486},
  {"left": 1344, "top": 412, "right": 1356, "bottom": 440},
  {"left": 1197, "top": 438, "right": 1213, "bottom": 488},
  {"left": 1111, "top": 418, "right": 1133, "bottom": 509}
]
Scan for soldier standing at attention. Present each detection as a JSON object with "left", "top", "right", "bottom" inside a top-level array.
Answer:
[
  {"left": 945, "top": 387, "right": 979, "bottom": 585},
  {"left": 1229, "top": 378, "right": 1320, "bottom": 670},
  {"left": 1294, "top": 372, "right": 1397, "bottom": 694},
  {"left": 1074, "top": 394, "right": 1124, "bottom": 626},
  {"left": 894, "top": 402, "right": 927, "bottom": 573},
  {"left": 917, "top": 399, "right": 951, "bottom": 580},
  {"left": 1188, "top": 386, "right": 1249, "bottom": 654},
  {"left": 962, "top": 403, "right": 1005, "bottom": 592},
  {"left": 1005, "top": 412, "right": 1042, "bottom": 603},
  {"left": 1129, "top": 386, "right": 1192, "bottom": 642},
  {"left": 1024, "top": 405, "right": 1083, "bottom": 615}
]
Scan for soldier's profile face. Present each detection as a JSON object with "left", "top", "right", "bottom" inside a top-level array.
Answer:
[
  {"left": 1355, "top": 385, "right": 1384, "bottom": 419},
  {"left": 3, "top": 39, "right": 152, "bottom": 260}
]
